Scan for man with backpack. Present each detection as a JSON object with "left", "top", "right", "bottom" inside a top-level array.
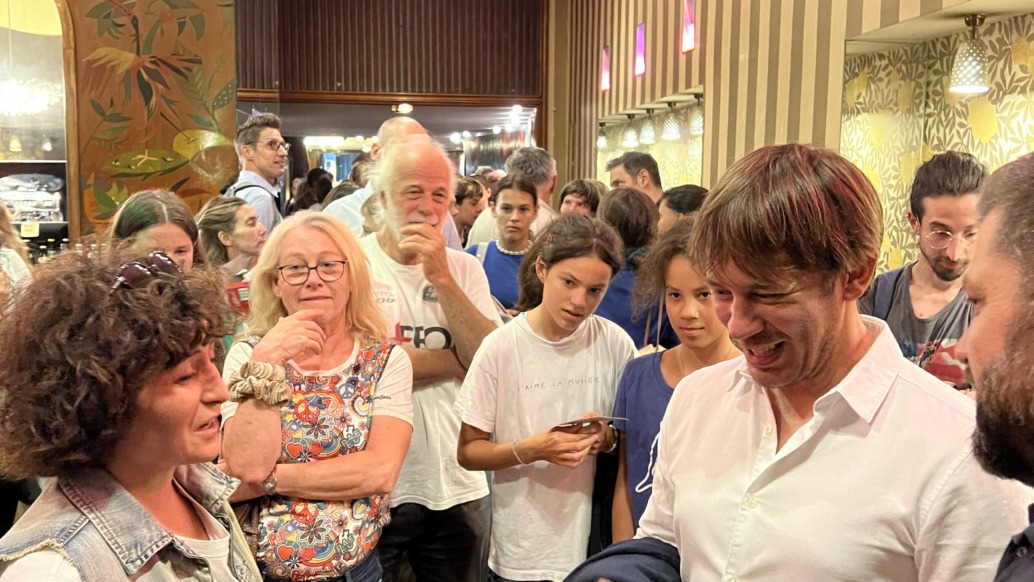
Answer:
[
  {"left": 858, "top": 151, "right": 987, "bottom": 390},
  {"left": 227, "top": 112, "right": 287, "bottom": 232}
]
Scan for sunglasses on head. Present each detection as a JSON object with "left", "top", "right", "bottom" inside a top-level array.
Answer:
[{"left": 110, "top": 251, "right": 183, "bottom": 295}]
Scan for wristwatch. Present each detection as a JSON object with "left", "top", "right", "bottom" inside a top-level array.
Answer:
[{"left": 261, "top": 469, "right": 278, "bottom": 496}]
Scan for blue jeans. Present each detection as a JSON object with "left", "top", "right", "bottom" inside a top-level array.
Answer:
[
  {"left": 264, "top": 550, "right": 381, "bottom": 582},
  {"left": 378, "top": 497, "right": 490, "bottom": 582}
]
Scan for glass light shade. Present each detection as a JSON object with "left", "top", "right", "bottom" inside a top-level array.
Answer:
[
  {"left": 689, "top": 107, "right": 704, "bottom": 136},
  {"left": 661, "top": 111, "right": 681, "bottom": 140},
  {"left": 949, "top": 37, "right": 989, "bottom": 95},
  {"left": 622, "top": 125, "right": 639, "bottom": 148},
  {"left": 639, "top": 119, "right": 656, "bottom": 145},
  {"left": 596, "top": 127, "right": 608, "bottom": 149}
]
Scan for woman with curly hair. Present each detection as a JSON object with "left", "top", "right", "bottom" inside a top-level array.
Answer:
[
  {"left": 220, "top": 211, "right": 413, "bottom": 582},
  {"left": 0, "top": 251, "right": 261, "bottom": 580}
]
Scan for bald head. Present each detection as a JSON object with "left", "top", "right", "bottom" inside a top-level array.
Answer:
[{"left": 373, "top": 117, "right": 427, "bottom": 160}]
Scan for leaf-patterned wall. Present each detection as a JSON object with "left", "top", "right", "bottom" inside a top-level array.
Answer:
[
  {"left": 842, "top": 12, "right": 1034, "bottom": 274},
  {"left": 71, "top": 0, "right": 237, "bottom": 235}
]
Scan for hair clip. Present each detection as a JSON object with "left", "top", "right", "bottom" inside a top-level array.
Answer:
[{"left": 545, "top": 234, "right": 554, "bottom": 245}]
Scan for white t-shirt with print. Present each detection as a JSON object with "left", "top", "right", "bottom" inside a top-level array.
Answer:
[
  {"left": 359, "top": 235, "right": 502, "bottom": 510},
  {"left": 455, "top": 313, "right": 636, "bottom": 581}
]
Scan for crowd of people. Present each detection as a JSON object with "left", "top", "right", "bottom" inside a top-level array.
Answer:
[{"left": 0, "top": 109, "right": 1032, "bottom": 582}]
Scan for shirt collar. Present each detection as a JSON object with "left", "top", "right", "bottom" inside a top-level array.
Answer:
[
  {"left": 60, "top": 463, "right": 239, "bottom": 575},
  {"left": 729, "top": 316, "right": 901, "bottom": 425}
]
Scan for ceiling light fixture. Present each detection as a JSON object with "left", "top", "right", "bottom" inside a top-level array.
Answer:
[
  {"left": 450, "top": 132, "right": 462, "bottom": 144},
  {"left": 661, "top": 103, "right": 682, "bottom": 140},
  {"left": 949, "top": 15, "right": 989, "bottom": 96},
  {"left": 596, "top": 122, "right": 608, "bottom": 150},
  {"left": 690, "top": 95, "right": 704, "bottom": 136},
  {"left": 639, "top": 109, "right": 657, "bottom": 145},
  {"left": 492, "top": 126, "right": 501, "bottom": 135},
  {"left": 621, "top": 115, "right": 639, "bottom": 148},
  {"left": 392, "top": 103, "right": 414, "bottom": 114}
]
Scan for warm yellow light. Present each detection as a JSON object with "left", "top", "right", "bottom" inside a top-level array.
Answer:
[{"left": 0, "top": 0, "right": 62, "bottom": 37}]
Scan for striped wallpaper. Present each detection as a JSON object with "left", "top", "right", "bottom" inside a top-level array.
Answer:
[{"left": 554, "top": 0, "right": 956, "bottom": 187}]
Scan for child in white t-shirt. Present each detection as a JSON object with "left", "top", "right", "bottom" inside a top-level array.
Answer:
[{"left": 455, "top": 215, "right": 637, "bottom": 582}]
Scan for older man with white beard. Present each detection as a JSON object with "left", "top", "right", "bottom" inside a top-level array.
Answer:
[{"left": 359, "top": 136, "right": 501, "bottom": 582}]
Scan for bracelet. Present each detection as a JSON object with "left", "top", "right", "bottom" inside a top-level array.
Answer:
[
  {"left": 603, "top": 425, "right": 618, "bottom": 454},
  {"left": 512, "top": 439, "right": 529, "bottom": 465},
  {"left": 228, "top": 360, "right": 291, "bottom": 406}
]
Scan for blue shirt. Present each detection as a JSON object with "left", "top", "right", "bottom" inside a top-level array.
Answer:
[
  {"left": 596, "top": 267, "right": 678, "bottom": 350},
  {"left": 611, "top": 352, "right": 675, "bottom": 527},
  {"left": 466, "top": 241, "right": 523, "bottom": 309}
]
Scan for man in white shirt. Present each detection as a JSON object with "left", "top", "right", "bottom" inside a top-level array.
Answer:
[
  {"left": 465, "top": 147, "right": 559, "bottom": 247},
  {"left": 228, "top": 113, "right": 287, "bottom": 231},
  {"left": 360, "top": 136, "right": 502, "bottom": 582},
  {"left": 955, "top": 152, "right": 1034, "bottom": 582},
  {"left": 324, "top": 117, "right": 464, "bottom": 249},
  {"left": 578, "top": 144, "right": 1031, "bottom": 582}
]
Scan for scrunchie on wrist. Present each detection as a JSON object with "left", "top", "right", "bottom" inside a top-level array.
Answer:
[{"left": 228, "top": 360, "right": 291, "bottom": 406}]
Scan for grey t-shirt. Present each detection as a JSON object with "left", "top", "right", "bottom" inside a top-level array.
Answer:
[{"left": 858, "top": 263, "right": 972, "bottom": 387}]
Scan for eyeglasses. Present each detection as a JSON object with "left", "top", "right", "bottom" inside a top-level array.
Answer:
[
  {"left": 277, "top": 260, "right": 348, "bottom": 285},
  {"left": 925, "top": 229, "right": 977, "bottom": 250},
  {"left": 251, "top": 139, "right": 290, "bottom": 153},
  {"left": 110, "top": 251, "right": 183, "bottom": 294}
]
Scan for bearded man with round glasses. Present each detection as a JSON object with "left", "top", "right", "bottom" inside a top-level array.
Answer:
[{"left": 859, "top": 151, "right": 987, "bottom": 390}]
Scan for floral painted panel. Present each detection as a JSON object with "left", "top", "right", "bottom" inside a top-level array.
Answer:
[
  {"left": 72, "top": 0, "right": 237, "bottom": 234},
  {"left": 842, "top": 12, "right": 1034, "bottom": 274}
]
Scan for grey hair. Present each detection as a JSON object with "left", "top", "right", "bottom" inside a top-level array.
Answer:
[{"left": 504, "top": 147, "right": 555, "bottom": 186}]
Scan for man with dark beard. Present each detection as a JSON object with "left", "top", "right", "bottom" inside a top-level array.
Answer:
[
  {"left": 860, "top": 151, "right": 988, "bottom": 389},
  {"left": 956, "top": 151, "right": 1034, "bottom": 581}
]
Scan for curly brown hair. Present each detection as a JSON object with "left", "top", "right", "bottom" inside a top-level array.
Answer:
[
  {"left": 0, "top": 251, "right": 230, "bottom": 479},
  {"left": 633, "top": 215, "right": 696, "bottom": 316}
]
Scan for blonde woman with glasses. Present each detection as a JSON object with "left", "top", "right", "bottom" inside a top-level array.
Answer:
[{"left": 219, "top": 211, "right": 413, "bottom": 582}]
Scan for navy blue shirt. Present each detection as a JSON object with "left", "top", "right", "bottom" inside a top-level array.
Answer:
[
  {"left": 611, "top": 352, "right": 676, "bottom": 527},
  {"left": 596, "top": 266, "right": 678, "bottom": 350},
  {"left": 466, "top": 241, "right": 523, "bottom": 309},
  {"left": 995, "top": 504, "right": 1034, "bottom": 581}
]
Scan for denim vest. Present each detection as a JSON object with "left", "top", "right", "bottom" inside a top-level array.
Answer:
[{"left": 0, "top": 463, "right": 262, "bottom": 581}]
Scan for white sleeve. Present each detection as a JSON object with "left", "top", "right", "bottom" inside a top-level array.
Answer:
[
  {"left": 220, "top": 341, "right": 255, "bottom": 423},
  {"left": 2, "top": 249, "right": 30, "bottom": 286},
  {"left": 454, "top": 252, "right": 504, "bottom": 326},
  {"left": 370, "top": 346, "right": 414, "bottom": 426},
  {"left": 323, "top": 187, "right": 374, "bottom": 236},
  {"left": 914, "top": 446, "right": 1034, "bottom": 581},
  {"left": 635, "top": 400, "right": 679, "bottom": 547},
  {"left": 442, "top": 212, "right": 463, "bottom": 251},
  {"left": 455, "top": 339, "right": 500, "bottom": 434},
  {"left": 0, "top": 551, "right": 81, "bottom": 582},
  {"left": 239, "top": 188, "right": 279, "bottom": 232},
  {"left": 464, "top": 210, "right": 497, "bottom": 248}
]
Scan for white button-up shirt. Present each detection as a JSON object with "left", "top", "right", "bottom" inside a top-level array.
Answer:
[{"left": 637, "top": 317, "right": 1032, "bottom": 582}]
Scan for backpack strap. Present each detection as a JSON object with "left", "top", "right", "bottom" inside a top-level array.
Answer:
[
  {"left": 475, "top": 242, "right": 488, "bottom": 264},
  {"left": 872, "top": 266, "right": 905, "bottom": 322},
  {"left": 224, "top": 182, "right": 266, "bottom": 198}
]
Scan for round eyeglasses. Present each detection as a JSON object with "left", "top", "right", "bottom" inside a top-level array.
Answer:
[
  {"left": 925, "top": 229, "right": 976, "bottom": 250},
  {"left": 251, "top": 139, "right": 289, "bottom": 153},
  {"left": 276, "top": 260, "right": 348, "bottom": 285}
]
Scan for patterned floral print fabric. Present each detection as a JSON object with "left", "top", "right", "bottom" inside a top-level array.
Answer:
[{"left": 256, "top": 340, "right": 394, "bottom": 581}]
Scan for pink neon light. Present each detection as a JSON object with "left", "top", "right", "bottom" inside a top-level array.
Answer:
[
  {"left": 601, "top": 47, "right": 611, "bottom": 91},
  {"left": 681, "top": 0, "right": 696, "bottom": 53},
  {"left": 634, "top": 24, "right": 646, "bottom": 76}
]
